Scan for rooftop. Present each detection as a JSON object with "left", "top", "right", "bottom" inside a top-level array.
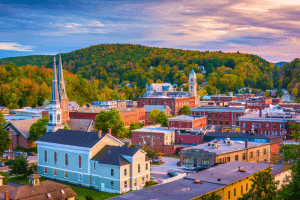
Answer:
[
  {"left": 144, "top": 105, "right": 169, "bottom": 112},
  {"left": 73, "top": 107, "right": 144, "bottom": 114},
  {"left": 191, "top": 106, "right": 248, "bottom": 111},
  {"left": 168, "top": 115, "right": 205, "bottom": 121},
  {"left": 183, "top": 141, "right": 269, "bottom": 155},
  {"left": 131, "top": 128, "right": 174, "bottom": 134},
  {"left": 67, "top": 118, "right": 93, "bottom": 132},
  {"left": 4, "top": 118, "right": 39, "bottom": 138}
]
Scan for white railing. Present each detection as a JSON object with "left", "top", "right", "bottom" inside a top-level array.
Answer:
[{"left": 162, "top": 173, "right": 186, "bottom": 184}]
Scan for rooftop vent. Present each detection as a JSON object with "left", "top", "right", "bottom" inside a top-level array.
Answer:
[
  {"left": 239, "top": 169, "right": 247, "bottom": 172},
  {"left": 213, "top": 144, "right": 220, "bottom": 149},
  {"left": 182, "top": 188, "right": 192, "bottom": 191},
  {"left": 217, "top": 178, "right": 221, "bottom": 181}
]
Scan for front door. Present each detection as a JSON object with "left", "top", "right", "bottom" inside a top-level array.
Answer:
[{"left": 194, "top": 158, "right": 197, "bottom": 167}]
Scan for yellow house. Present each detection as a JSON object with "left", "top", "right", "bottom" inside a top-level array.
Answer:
[{"left": 0, "top": 107, "right": 9, "bottom": 115}]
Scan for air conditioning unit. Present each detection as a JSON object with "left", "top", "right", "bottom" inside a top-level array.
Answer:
[
  {"left": 214, "top": 144, "right": 220, "bottom": 149},
  {"left": 228, "top": 141, "right": 234, "bottom": 146}
]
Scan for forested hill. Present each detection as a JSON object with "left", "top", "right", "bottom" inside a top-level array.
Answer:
[{"left": 0, "top": 44, "right": 278, "bottom": 94}]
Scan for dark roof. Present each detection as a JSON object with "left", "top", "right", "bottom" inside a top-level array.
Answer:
[
  {"left": 9, "top": 180, "right": 76, "bottom": 200},
  {"left": 92, "top": 145, "right": 140, "bottom": 166},
  {"left": 37, "top": 129, "right": 107, "bottom": 148}
]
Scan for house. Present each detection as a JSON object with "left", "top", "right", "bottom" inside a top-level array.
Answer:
[
  {"left": 0, "top": 175, "right": 13, "bottom": 200},
  {"left": 144, "top": 105, "right": 172, "bottom": 125},
  {"left": 8, "top": 174, "right": 76, "bottom": 200},
  {"left": 168, "top": 115, "right": 207, "bottom": 130},
  {"left": 110, "top": 161, "right": 290, "bottom": 200},
  {"left": 0, "top": 106, "right": 9, "bottom": 115},
  {"left": 68, "top": 101, "right": 79, "bottom": 111},
  {"left": 180, "top": 139, "right": 271, "bottom": 168},
  {"left": 4, "top": 118, "right": 39, "bottom": 149},
  {"left": 36, "top": 129, "right": 151, "bottom": 194}
]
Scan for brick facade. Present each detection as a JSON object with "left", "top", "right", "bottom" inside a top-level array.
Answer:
[
  {"left": 168, "top": 116, "right": 207, "bottom": 129},
  {"left": 175, "top": 134, "right": 203, "bottom": 145},
  {"left": 137, "top": 97, "right": 196, "bottom": 115},
  {"left": 131, "top": 129, "right": 175, "bottom": 146},
  {"left": 211, "top": 96, "right": 237, "bottom": 102},
  {"left": 8, "top": 130, "right": 36, "bottom": 149},
  {"left": 235, "top": 94, "right": 255, "bottom": 100}
]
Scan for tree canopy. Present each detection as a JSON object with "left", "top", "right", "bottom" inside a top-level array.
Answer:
[
  {"left": 148, "top": 109, "right": 168, "bottom": 126},
  {"left": 28, "top": 115, "right": 48, "bottom": 141},
  {"left": 179, "top": 106, "right": 191, "bottom": 115},
  {"left": 94, "top": 109, "right": 126, "bottom": 138}
]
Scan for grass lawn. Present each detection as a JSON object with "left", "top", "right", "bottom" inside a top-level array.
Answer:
[
  {"left": 9, "top": 176, "right": 120, "bottom": 200},
  {"left": 151, "top": 162, "right": 165, "bottom": 166},
  {"left": 162, "top": 155, "right": 180, "bottom": 158}
]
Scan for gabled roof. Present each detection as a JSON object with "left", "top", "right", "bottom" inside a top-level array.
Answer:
[
  {"left": 9, "top": 180, "right": 76, "bottom": 200},
  {"left": 4, "top": 118, "right": 39, "bottom": 138},
  {"left": 37, "top": 129, "right": 108, "bottom": 148},
  {"left": 144, "top": 105, "right": 169, "bottom": 113},
  {"left": 92, "top": 145, "right": 141, "bottom": 166},
  {"left": 67, "top": 118, "right": 94, "bottom": 132}
]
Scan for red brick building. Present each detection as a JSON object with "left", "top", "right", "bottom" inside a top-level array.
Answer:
[
  {"left": 69, "top": 107, "right": 145, "bottom": 127},
  {"left": 168, "top": 115, "right": 207, "bottom": 130},
  {"left": 144, "top": 105, "right": 172, "bottom": 125},
  {"left": 175, "top": 134, "right": 203, "bottom": 145},
  {"left": 279, "top": 103, "right": 300, "bottom": 112},
  {"left": 131, "top": 128, "right": 176, "bottom": 155},
  {"left": 191, "top": 106, "right": 249, "bottom": 127},
  {"left": 4, "top": 118, "right": 38, "bottom": 149},
  {"left": 235, "top": 94, "right": 255, "bottom": 100},
  {"left": 137, "top": 96, "right": 196, "bottom": 115},
  {"left": 210, "top": 95, "right": 237, "bottom": 102},
  {"left": 239, "top": 112, "right": 300, "bottom": 137}
]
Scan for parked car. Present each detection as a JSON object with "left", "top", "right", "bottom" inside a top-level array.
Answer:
[
  {"left": 4, "top": 160, "right": 13, "bottom": 166},
  {"left": 153, "top": 158, "right": 162, "bottom": 163},
  {"left": 176, "top": 161, "right": 181, "bottom": 166},
  {"left": 182, "top": 165, "right": 195, "bottom": 171},
  {"left": 0, "top": 163, "right": 4, "bottom": 167},
  {"left": 167, "top": 172, "right": 178, "bottom": 177},
  {"left": 150, "top": 177, "right": 158, "bottom": 184},
  {"left": 195, "top": 167, "right": 208, "bottom": 172}
]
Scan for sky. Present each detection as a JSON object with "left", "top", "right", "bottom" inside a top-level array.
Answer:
[{"left": 0, "top": 0, "right": 300, "bottom": 62}]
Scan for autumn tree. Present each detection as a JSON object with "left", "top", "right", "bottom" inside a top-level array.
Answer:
[
  {"left": 148, "top": 109, "right": 160, "bottom": 125},
  {"left": 95, "top": 109, "right": 126, "bottom": 138}
]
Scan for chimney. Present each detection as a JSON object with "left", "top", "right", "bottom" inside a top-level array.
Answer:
[
  {"left": 5, "top": 192, "right": 9, "bottom": 200},
  {"left": 108, "top": 128, "right": 112, "bottom": 135},
  {"left": 245, "top": 139, "right": 248, "bottom": 148},
  {"left": 98, "top": 130, "right": 102, "bottom": 138}
]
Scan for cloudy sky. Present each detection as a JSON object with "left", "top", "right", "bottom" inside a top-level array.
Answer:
[{"left": 0, "top": 0, "right": 300, "bottom": 62}]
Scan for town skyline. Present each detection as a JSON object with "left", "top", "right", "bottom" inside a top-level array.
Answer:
[{"left": 1, "top": 0, "right": 300, "bottom": 62}]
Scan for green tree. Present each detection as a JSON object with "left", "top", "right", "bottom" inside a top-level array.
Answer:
[
  {"left": 0, "top": 128, "right": 11, "bottom": 156},
  {"left": 128, "top": 122, "right": 143, "bottom": 138},
  {"left": 157, "top": 111, "right": 168, "bottom": 127},
  {"left": 62, "top": 122, "right": 70, "bottom": 130},
  {"left": 148, "top": 109, "right": 160, "bottom": 125},
  {"left": 238, "top": 167, "right": 278, "bottom": 200},
  {"left": 0, "top": 111, "right": 6, "bottom": 128},
  {"left": 179, "top": 106, "right": 191, "bottom": 115},
  {"left": 85, "top": 195, "right": 94, "bottom": 200},
  {"left": 201, "top": 192, "right": 222, "bottom": 200},
  {"left": 265, "top": 91, "right": 270, "bottom": 97},
  {"left": 0, "top": 172, "right": 9, "bottom": 185},
  {"left": 277, "top": 88, "right": 284, "bottom": 98},
  {"left": 198, "top": 88, "right": 208, "bottom": 100},
  {"left": 9, "top": 154, "right": 29, "bottom": 177},
  {"left": 95, "top": 109, "right": 126, "bottom": 138},
  {"left": 28, "top": 115, "right": 48, "bottom": 141}
]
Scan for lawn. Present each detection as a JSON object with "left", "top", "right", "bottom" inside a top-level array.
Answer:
[
  {"left": 162, "top": 155, "right": 180, "bottom": 158},
  {"left": 9, "top": 176, "right": 120, "bottom": 200}
]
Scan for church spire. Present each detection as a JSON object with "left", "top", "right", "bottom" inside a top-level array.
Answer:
[
  {"left": 50, "top": 57, "right": 60, "bottom": 104},
  {"left": 57, "top": 54, "right": 68, "bottom": 100}
]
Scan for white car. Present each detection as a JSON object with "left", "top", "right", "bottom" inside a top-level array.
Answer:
[{"left": 182, "top": 165, "right": 195, "bottom": 170}]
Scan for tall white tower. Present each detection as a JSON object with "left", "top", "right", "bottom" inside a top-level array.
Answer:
[
  {"left": 189, "top": 69, "right": 197, "bottom": 97},
  {"left": 46, "top": 57, "right": 64, "bottom": 132}
]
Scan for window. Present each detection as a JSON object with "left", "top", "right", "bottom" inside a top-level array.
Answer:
[
  {"left": 65, "top": 153, "right": 68, "bottom": 166},
  {"left": 243, "top": 123, "right": 245, "bottom": 128},
  {"left": 92, "top": 176, "right": 95, "bottom": 183},
  {"left": 183, "top": 157, "right": 191, "bottom": 164},
  {"left": 235, "top": 155, "right": 238, "bottom": 161},
  {"left": 246, "top": 183, "right": 248, "bottom": 191},
  {"left": 57, "top": 114, "right": 60, "bottom": 121},
  {"left": 228, "top": 191, "right": 230, "bottom": 199},
  {"left": 208, "top": 120, "right": 211, "bottom": 125},
  {"left": 259, "top": 123, "right": 261, "bottom": 128},
  {"left": 124, "top": 181, "right": 127, "bottom": 188},
  {"left": 111, "top": 181, "right": 114, "bottom": 189},
  {"left": 134, "top": 179, "right": 137, "bottom": 186},
  {"left": 264, "top": 149, "right": 267, "bottom": 155},
  {"left": 266, "top": 123, "right": 269, "bottom": 128},
  {"left": 214, "top": 113, "right": 217, "bottom": 118},
  {"left": 142, "top": 177, "right": 145, "bottom": 184},
  {"left": 179, "top": 122, "right": 181, "bottom": 127},
  {"left": 139, "top": 135, "right": 141, "bottom": 139},
  {"left": 250, "top": 152, "right": 253, "bottom": 158},
  {"left": 44, "top": 167, "right": 47, "bottom": 174},
  {"left": 94, "top": 162, "right": 96, "bottom": 171},
  {"left": 208, "top": 113, "right": 211, "bottom": 118},
  {"left": 219, "top": 120, "right": 223, "bottom": 125},
  {"left": 242, "top": 153, "right": 246, "bottom": 160},
  {"left": 160, "top": 136, "right": 162, "bottom": 141},
  {"left": 234, "top": 188, "right": 236, "bottom": 197},
  {"left": 78, "top": 174, "right": 83, "bottom": 182},
  {"left": 124, "top": 169, "right": 127, "bottom": 176},
  {"left": 78, "top": 155, "right": 82, "bottom": 169},
  {"left": 236, "top": 121, "right": 239, "bottom": 126},
  {"left": 257, "top": 150, "right": 260, "bottom": 157},
  {"left": 44, "top": 150, "right": 47, "bottom": 163},
  {"left": 201, "top": 159, "right": 209, "bottom": 166},
  {"left": 225, "top": 121, "right": 229, "bottom": 125},
  {"left": 64, "top": 103, "right": 67, "bottom": 111},
  {"left": 111, "top": 169, "right": 114, "bottom": 176},
  {"left": 214, "top": 120, "right": 217, "bottom": 125},
  {"left": 54, "top": 169, "right": 57, "bottom": 176},
  {"left": 241, "top": 185, "right": 243, "bottom": 194},
  {"left": 225, "top": 113, "right": 229, "bottom": 119},
  {"left": 219, "top": 113, "right": 223, "bottom": 118},
  {"left": 54, "top": 152, "right": 57, "bottom": 164},
  {"left": 274, "top": 124, "right": 276, "bottom": 129},
  {"left": 146, "top": 163, "right": 148, "bottom": 170},
  {"left": 49, "top": 114, "right": 52, "bottom": 121},
  {"left": 227, "top": 157, "right": 231, "bottom": 162},
  {"left": 171, "top": 122, "right": 174, "bottom": 126},
  {"left": 187, "top": 122, "right": 189, "bottom": 127},
  {"left": 65, "top": 171, "right": 68, "bottom": 178},
  {"left": 219, "top": 158, "right": 222, "bottom": 163},
  {"left": 138, "top": 164, "right": 141, "bottom": 173}
]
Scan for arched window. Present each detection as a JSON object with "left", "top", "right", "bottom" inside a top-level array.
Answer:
[
  {"left": 65, "top": 153, "right": 68, "bottom": 166},
  {"left": 57, "top": 114, "right": 60, "bottom": 121},
  {"left": 54, "top": 152, "right": 57, "bottom": 164},
  {"left": 78, "top": 155, "right": 82, "bottom": 169},
  {"left": 49, "top": 114, "right": 53, "bottom": 121},
  {"left": 44, "top": 150, "right": 47, "bottom": 162},
  {"left": 111, "top": 169, "right": 114, "bottom": 176}
]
